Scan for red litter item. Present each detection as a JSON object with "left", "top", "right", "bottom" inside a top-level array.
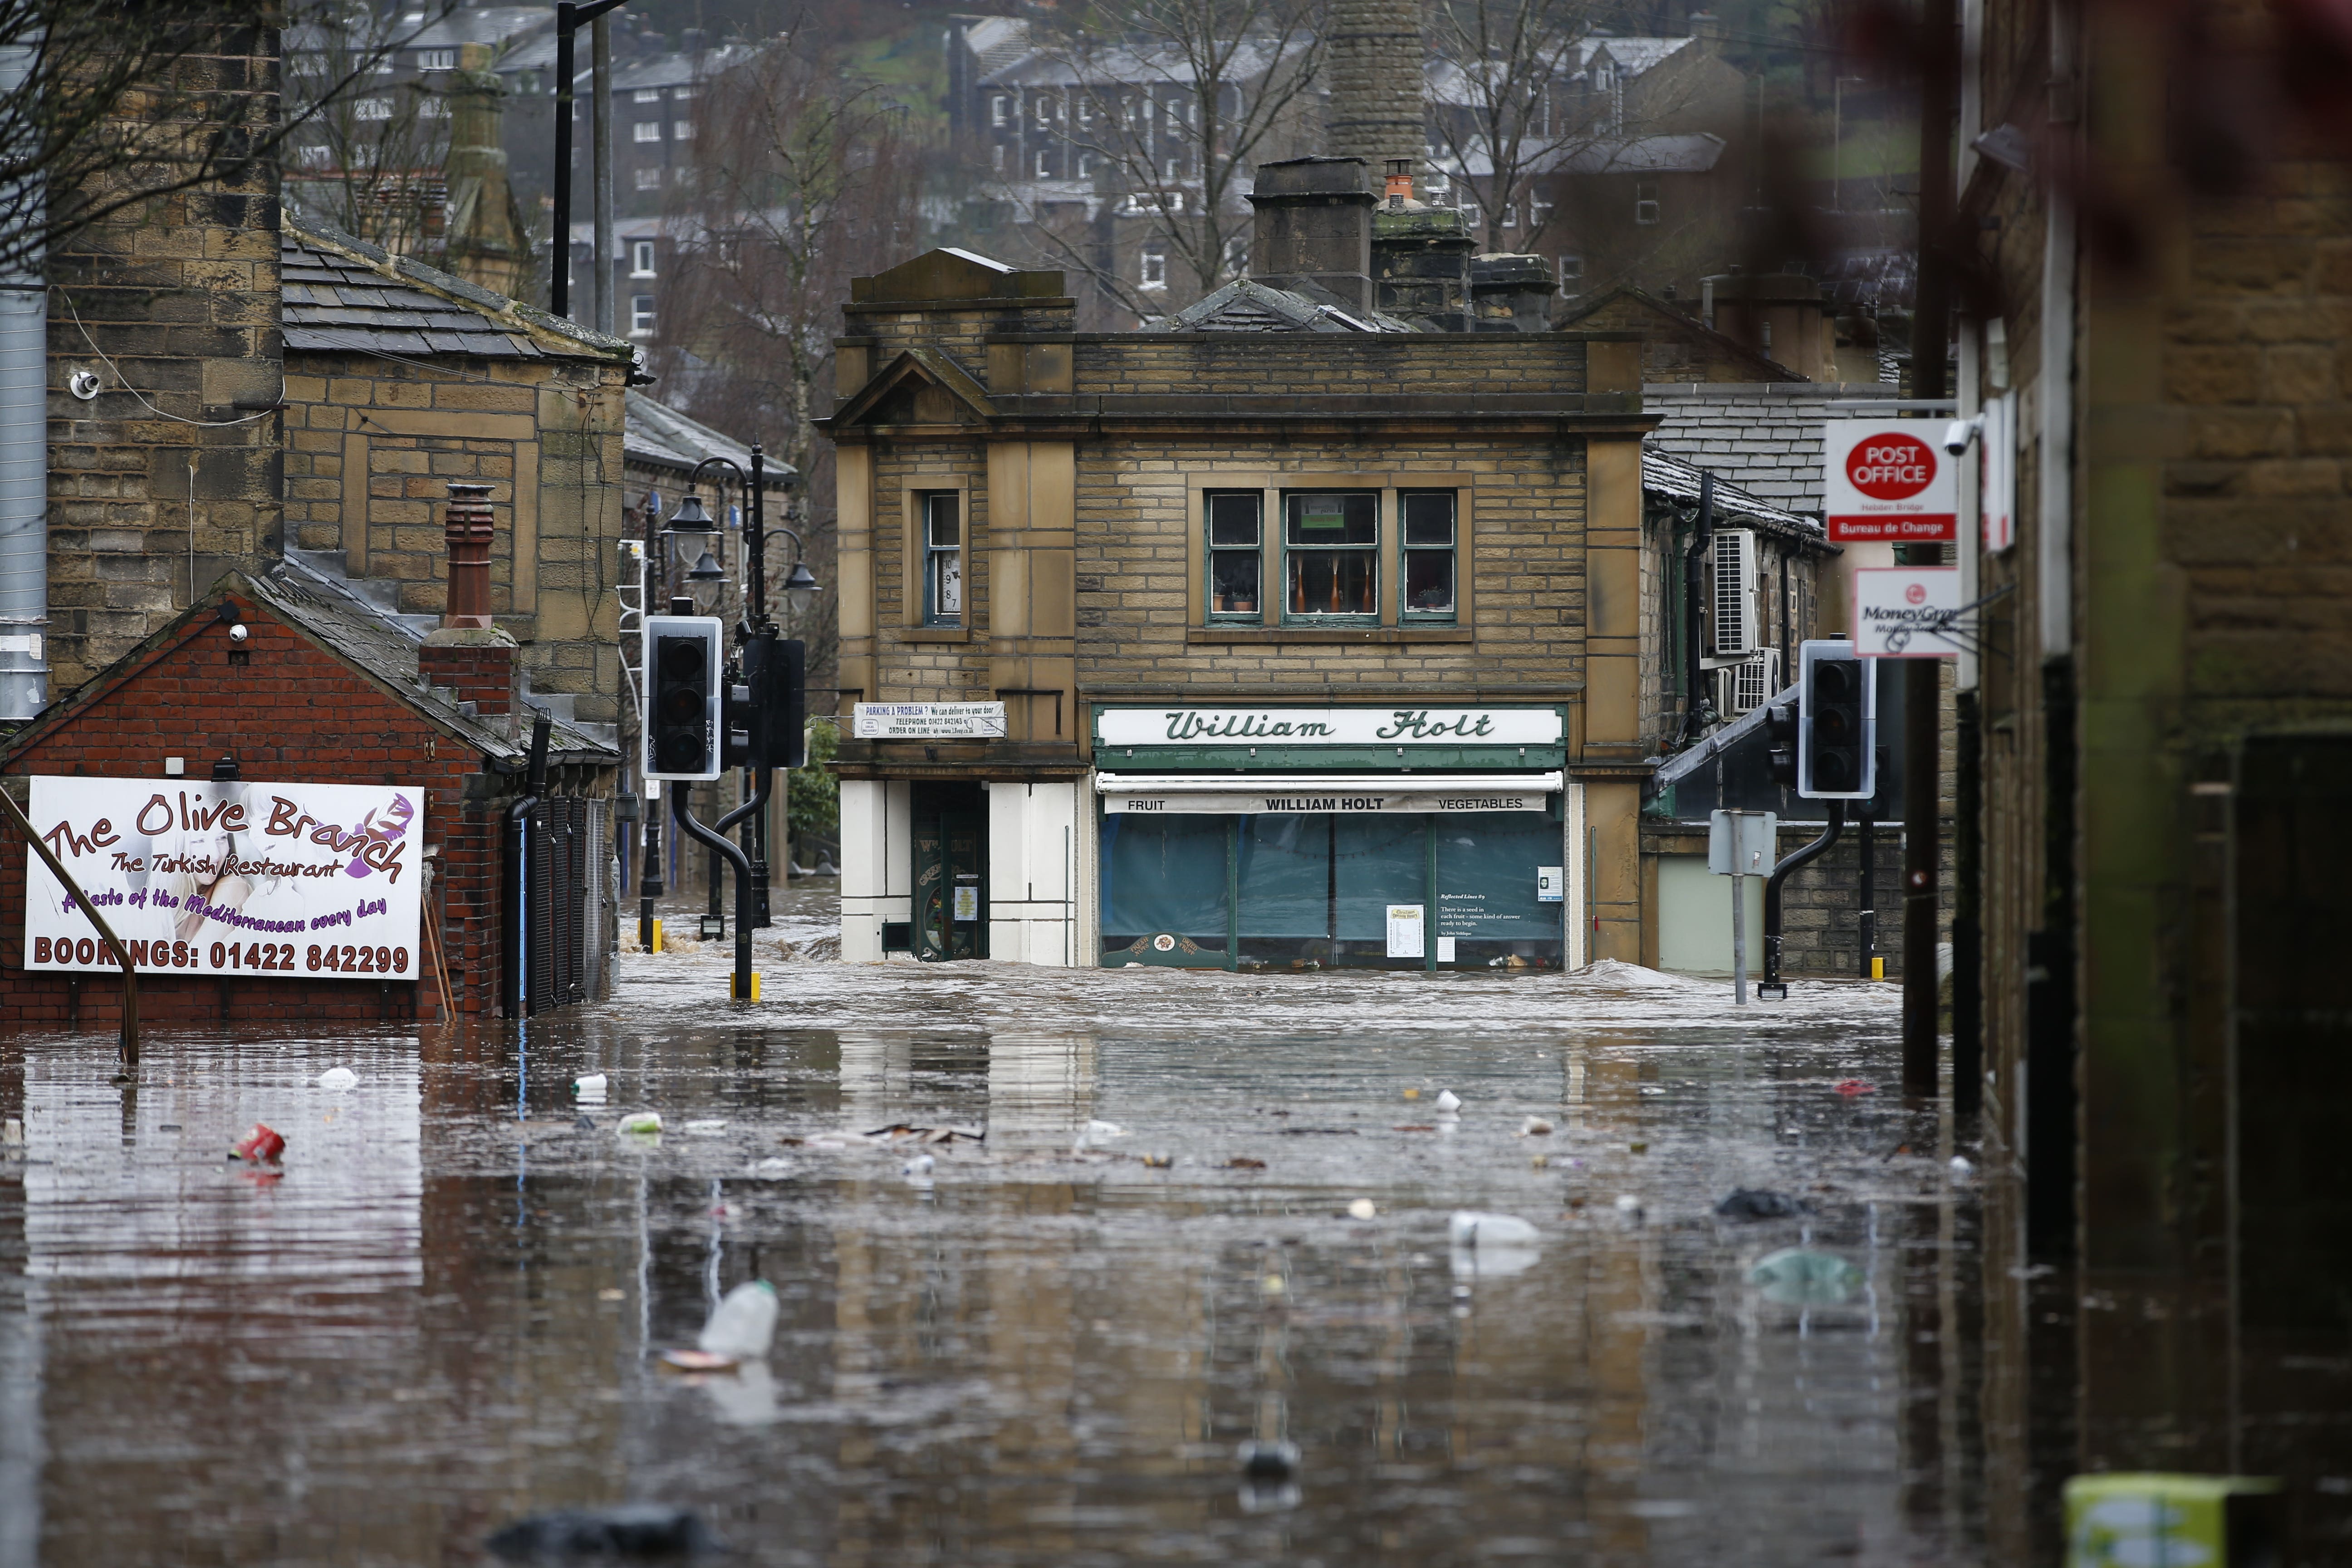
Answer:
[
  {"left": 231, "top": 1123, "right": 286, "bottom": 1163},
  {"left": 1833, "top": 1079, "right": 1876, "bottom": 1098}
]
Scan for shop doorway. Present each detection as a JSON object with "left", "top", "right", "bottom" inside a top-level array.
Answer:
[{"left": 911, "top": 781, "right": 988, "bottom": 961}]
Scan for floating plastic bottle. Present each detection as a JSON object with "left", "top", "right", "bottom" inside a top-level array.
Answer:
[{"left": 697, "top": 1279, "right": 779, "bottom": 1362}]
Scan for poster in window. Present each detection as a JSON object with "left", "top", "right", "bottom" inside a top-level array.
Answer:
[{"left": 1385, "top": 903, "right": 1425, "bottom": 958}]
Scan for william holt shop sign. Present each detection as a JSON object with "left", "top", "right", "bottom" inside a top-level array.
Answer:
[
  {"left": 20, "top": 777, "right": 422, "bottom": 978},
  {"left": 1097, "top": 706, "right": 1566, "bottom": 749}
]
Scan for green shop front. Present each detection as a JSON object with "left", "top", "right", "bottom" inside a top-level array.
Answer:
[{"left": 1093, "top": 705, "right": 1575, "bottom": 970}]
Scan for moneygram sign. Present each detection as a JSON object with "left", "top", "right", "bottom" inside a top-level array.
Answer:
[{"left": 1822, "top": 421, "right": 1957, "bottom": 543}]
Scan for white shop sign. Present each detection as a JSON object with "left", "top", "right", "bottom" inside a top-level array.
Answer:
[
  {"left": 20, "top": 777, "right": 422, "bottom": 978},
  {"left": 1105, "top": 789, "right": 1547, "bottom": 815},
  {"left": 1098, "top": 706, "right": 1563, "bottom": 749},
  {"left": 1853, "top": 566, "right": 1964, "bottom": 658},
  {"left": 1822, "top": 420, "right": 1958, "bottom": 543},
  {"left": 1098, "top": 771, "right": 1562, "bottom": 814},
  {"left": 853, "top": 701, "right": 1007, "bottom": 739}
]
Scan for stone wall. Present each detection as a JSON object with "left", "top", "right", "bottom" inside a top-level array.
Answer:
[
  {"left": 44, "top": 20, "right": 284, "bottom": 696},
  {"left": 281, "top": 351, "right": 630, "bottom": 725}
]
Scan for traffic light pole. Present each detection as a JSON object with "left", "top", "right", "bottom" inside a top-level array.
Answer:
[
  {"left": 1758, "top": 803, "right": 1844, "bottom": 1000},
  {"left": 672, "top": 784, "right": 757, "bottom": 1000}
]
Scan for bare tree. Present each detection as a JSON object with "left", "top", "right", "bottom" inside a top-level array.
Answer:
[
  {"left": 1018, "top": 0, "right": 1326, "bottom": 318},
  {"left": 283, "top": 3, "right": 454, "bottom": 259},
  {"left": 0, "top": 1, "right": 454, "bottom": 276},
  {"left": 648, "top": 20, "right": 928, "bottom": 670},
  {"left": 1422, "top": 0, "right": 1622, "bottom": 253}
]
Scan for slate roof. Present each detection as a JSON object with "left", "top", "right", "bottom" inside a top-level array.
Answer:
[
  {"left": 625, "top": 388, "right": 796, "bottom": 485},
  {"left": 1641, "top": 448, "right": 1833, "bottom": 550},
  {"left": 242, "top": 568, "right": 618, "bottom": 767},
  {"left": 281, "top": 216, "right": 635, "bottom": 366},
  {"left": 1157, "top": 277, "right": 1417, "bottom": 333},
  {"left": 1643, "top": 382, "right": 1955, "bottom": 514}
]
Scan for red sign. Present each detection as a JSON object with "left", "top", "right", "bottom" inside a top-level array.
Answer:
[
  {"left": 1823, "top": 420, "right": 1958, "bottom": 543},
  {"left": 1846, "top": 434, "right": 1937, "bottom": 500}
]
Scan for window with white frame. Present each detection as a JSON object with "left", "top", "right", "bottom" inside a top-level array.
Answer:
[
  {"left": 1529, "top": 193, "right": 1554, "bottom": 228},
  {"left": 992, "top": 143, "right": 1005, "bottom": 172},
  {"left": 1035, "top": 94, "right": 1052, "bottom": 125},
  {"left": 630, "top": 240, "right": 656, "bottom": 277},
  {"left": 1204, "top": 492, "right": 1262, "bottom": 619},
  {"left": 632, "top": 120, "right": 661, "bottom": 143},
  {"left": 634, "top": 88, "right": 661, "bottom": 104},
  {"left": 353, "top": 97, "right": 391, "bottom": 121},
  {"left": 1400, "top": 492, "right": 1458, "bottom": 620},
  {"left": 1635, "top": 181, "right": 1660, "bottom": 224},
  {"left": 1035, "top": 149, "right": 1051, "bottom": 178},
  {"left": 629, "top": 294, "right": 656, "bottom": 336},
  {"left": 1139, "top": 246, "right": 1167, "bottom": 291},
  {"left": 1558, "top": 254, "right": 1584, "bottom": 293},
  {"left": 634, "top": 166, "right": 662, "bottom": 191},
  {"left": 1077, "top": 152, "right": 1094, "bottom": 178},
  {"left": 919, "top": 493, "right": 962, "bottom": 626},
  {"left": 1076, "top": 97, "right": 1092, "bottom": 127},
  {"left": 672, "top": 83, "right": 694, "bottom": 100},
  {"left": 416, "top": 48, "right": 455, "bottom": 71},
  {"left": 672, "top": 119, "right": 693, "bottom": 140},
  {"left": 991, "top": 94, "right": 1008, "bottom": 126},
  {"left": 1502, "top": 202, "right": 1518, "bottom": 228}
]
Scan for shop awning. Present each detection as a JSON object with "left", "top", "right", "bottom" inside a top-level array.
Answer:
[{"left": 1095, "top": 772, "right": 1563, "bottom": 814}]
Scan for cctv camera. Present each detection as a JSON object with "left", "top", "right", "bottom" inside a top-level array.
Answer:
[
  {"left": 1942, "top": 416, "right": 1982, "bottom": 456},
  {"left": 228, "top": 623, "right": 249, "bottom": 643}
]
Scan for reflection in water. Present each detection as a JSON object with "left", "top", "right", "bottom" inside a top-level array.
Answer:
[{"left": 21, "top": 951, "right": 2336, "bottom": 1564}]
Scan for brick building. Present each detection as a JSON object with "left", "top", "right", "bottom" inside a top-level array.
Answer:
[{"left": 0, "top": 564, "right": 618, "bottom": 1026}]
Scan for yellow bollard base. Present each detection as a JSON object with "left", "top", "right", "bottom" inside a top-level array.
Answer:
[
  {"left": 650, "top": 919, "right": 665, "bottom": 954},
  {"left": 731, "top": 972, "right": 762, "bottom": 1001},
  {"left": 1870, "top": 956, "right": 1885, "bottom": 981}
]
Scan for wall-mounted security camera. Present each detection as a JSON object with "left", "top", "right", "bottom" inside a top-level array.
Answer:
[
  {"left": 1942, "top": 416, "right": 1984, "bottom": 456},
  {"left": 228, "top": 623, "right": 249, "bottom": 643},
  {"left": 65, "top": 369, "right": 100, "bottom": 401}
]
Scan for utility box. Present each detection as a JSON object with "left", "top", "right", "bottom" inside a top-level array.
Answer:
[
  {"left": 1708, "top": 810, "right": 1777, "bottom": 877},
  {"left": 2064, "top": 1474, "right": 2282, "bottom": 1568}
]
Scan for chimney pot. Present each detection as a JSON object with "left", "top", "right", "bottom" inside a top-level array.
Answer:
[{"left": 420, "top": 482, "right": 517, "bottom": 713}]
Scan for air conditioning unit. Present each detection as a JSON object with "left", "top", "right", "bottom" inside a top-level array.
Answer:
[
  {"left": 1710, "top": 528, "right": 1758, "bottom": 657},
  {"left": 1712, "top": 647, "right": 1782, "bottom": 719}
]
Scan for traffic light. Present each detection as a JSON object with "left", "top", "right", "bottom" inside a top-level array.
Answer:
[
  {"left": 643, "top": 614, "right": 722, "bottom": 781},
  {"left": 1764, "top": 700, "right": 1799, "bottom": 788},
  {"left": 725, "top": 631, "right": 808, "bottom": 770},
  {"left": 1798, "top": 638, "right": 1875, "bottom": 799}
]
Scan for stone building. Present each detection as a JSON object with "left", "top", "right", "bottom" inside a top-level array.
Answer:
[
  {"left": 819, "top": 158, "right": 1847, "bottom": 974},
  {"left": 1957, "top": 3, "right": 2352, "bottom": 1554}
]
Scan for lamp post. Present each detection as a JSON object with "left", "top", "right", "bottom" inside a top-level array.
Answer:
[
  {"left": 551, "top": 0, "right": 632, "bottom": 322},
  {"left": 636, "top": 486, "right": 663, "bottom": 951}
]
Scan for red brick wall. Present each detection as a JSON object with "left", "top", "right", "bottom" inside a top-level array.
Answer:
[{"left": 1, "top": 605, "right": 515, "bottom": 1025}]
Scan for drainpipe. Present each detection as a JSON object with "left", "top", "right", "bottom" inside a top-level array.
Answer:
[
  {"left": 505, "top": 714, "right": 552, "bottom": 1018},
  {"left": 0, "top": 39, "right": 45, "bottom": 722},
  {"left": 1675, "top": 473, "right": 1717, "bottom": 748}
]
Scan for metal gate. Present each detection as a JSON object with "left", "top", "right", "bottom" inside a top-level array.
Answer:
[{"left": 514, "top": 796, "right": 604, "bottom": 1015}]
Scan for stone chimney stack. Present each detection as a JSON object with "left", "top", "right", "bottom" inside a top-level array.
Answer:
[
  {"left": 1247, "top": 158, "right": 1377, "bottom": 310},
  {"left": 1325, "top": 0, "right": 1426, "bottom": 174},
  {"left": 420, "top": 482, "right": 516, "bottom": 716},
  {"left": 443, "top": 43, "right": 531, "bottom": 299}
]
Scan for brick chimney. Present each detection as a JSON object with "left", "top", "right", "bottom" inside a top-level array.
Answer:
[{"left": 419, "top": 482, "right": 516, "bottom": 716}]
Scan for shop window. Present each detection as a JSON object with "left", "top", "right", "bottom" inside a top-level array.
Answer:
[
  {"left": 1100, "top": 815, "right": 1229, "bottom": 960},
  {"left": 1283, "top": 490, "right": 1377, "bottom": 622},
  {"left": 1205, "top": 491, "right": 1261, "bottom": 619},
  {"left": 920, "top": 492, "right": 962, "bottom": 626},
  {"left": 1400, "top": 490, "right": 1457, "bottom": 621}
]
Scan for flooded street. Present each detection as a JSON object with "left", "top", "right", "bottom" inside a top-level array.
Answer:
[{"left": 0, "top": 888, "right": 1998, "bottom": 1566}]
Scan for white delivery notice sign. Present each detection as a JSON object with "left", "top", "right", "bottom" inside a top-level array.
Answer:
[
  {"left": 1822, "top": 420, "right": 1957, "bottom": 543},
  {"left": 853, "top": 702, "right": 1007, "bottom": 740},
  {"left": 1853, "top": 566, "right": 1964, "bottom": 657},
  {"left": 20, "top": 777, "right": 422, "bottom": 977}
]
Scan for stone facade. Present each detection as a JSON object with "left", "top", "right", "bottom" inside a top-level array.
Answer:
[
  {"left": 44, "top": 20, "right": 285, "bottom": 698},
  {"left": 822, "top": 247, "right": 1660, "bottom": 967}
]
